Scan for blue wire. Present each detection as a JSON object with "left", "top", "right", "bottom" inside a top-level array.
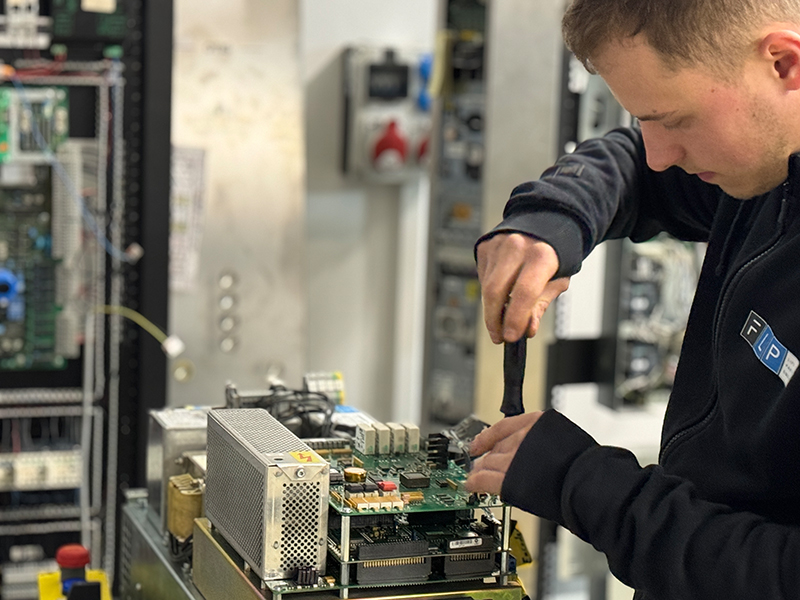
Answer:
[{"left": 10, "top": 74, "right": 134, "bottom": 263}]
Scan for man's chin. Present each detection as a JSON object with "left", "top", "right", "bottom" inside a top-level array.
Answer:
[{"left": 718, "top": 179, "right": 781, "bottom": 200}]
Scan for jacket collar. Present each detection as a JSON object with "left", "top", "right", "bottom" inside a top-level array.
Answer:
[{"left": 788, "top": 153, "right": 800, "bottom": 197}]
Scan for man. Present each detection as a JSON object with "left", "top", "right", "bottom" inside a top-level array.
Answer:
[{"left": 465, "top": 1, "right": 800, "bottom": 598}]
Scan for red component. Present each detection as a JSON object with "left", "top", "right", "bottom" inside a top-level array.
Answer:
[
  {"left": 56, "top": 544, "right": 91, "bottom": 569},
  {"left": 372, "top": 120, "right": 407, "bottom": 167},
  {"left": 377, "top": 481, "right": 397, "bottom": 492},
  {"left": 417, "top": 135, "right": 430, "bottom": 163}
]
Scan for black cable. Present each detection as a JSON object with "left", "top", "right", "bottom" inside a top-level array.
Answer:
[
  {"left": 168, "top": 533, "right": 193, "bottom": 563},
  {"left": 236, "top": 384, "right": 336, "bottom": 438}
]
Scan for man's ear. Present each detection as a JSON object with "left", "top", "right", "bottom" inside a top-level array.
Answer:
[{"left": 759, "top": 30, "right": 800, "bottom": 91}]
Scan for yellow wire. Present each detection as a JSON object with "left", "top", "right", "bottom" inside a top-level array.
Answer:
[{"left": 96, "top": 305, "right": 168, "bottom": 344}]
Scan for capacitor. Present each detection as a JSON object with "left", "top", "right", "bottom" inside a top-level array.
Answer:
[{"left": 343, "top": 467, "right": 367, "bottom": 483}]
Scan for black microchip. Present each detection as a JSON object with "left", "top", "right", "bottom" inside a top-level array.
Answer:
[
  {"left": 400, "top": 472, "right": 430, "bottom": 489},
  {"left": 363, "top": 482, "right": 379, "bottom": 494},
  {"left": 330, "top": 469, "right": 344, "bottom": 485},
  {"left": 345, "top": 483, "right": 365, "bottom": 494}
]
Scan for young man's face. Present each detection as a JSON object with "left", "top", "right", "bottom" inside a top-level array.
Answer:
[{"left": 593, "top": 36, "right": 793, "bottom": 199}]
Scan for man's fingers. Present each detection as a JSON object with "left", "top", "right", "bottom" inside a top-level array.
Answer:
[
  {"left": 477, "top": 234, "right": 560, "bottom": 344},
  {"left": 466, "top": 441, "right": 523, "bottom": 495},
  {"left": 464, "top": 469, "right": 505, "bottom": 495},
  {"left": 472, "top": 449, "right": 515, "bottom": 473},
  {"left": 477, "top": 236, "right": 528, "bottom": 343},
  {"left": 502, "top": 261, "right": 560, "bottom": 341},
  {"left": 470, "top": 412, "right": 540, "bottom": 456},
  {"left": 526, "top": 277, "right": 571, "bottom": 338}
]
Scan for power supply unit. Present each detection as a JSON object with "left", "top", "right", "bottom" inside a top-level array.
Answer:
[{"left": 205, "top": 408, "right": 330, "bottom": 581}]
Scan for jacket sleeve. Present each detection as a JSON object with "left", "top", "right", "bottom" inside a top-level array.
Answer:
[
  {"left": 476, "top": 126, "right": 720, "bottom": 277},
  {"left": 503, "top": 410, "right": 800, "bottom": 600}
]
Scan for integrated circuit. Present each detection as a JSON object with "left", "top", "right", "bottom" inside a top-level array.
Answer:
[{"left": 399, "top": 471, "right": 430, "bottom": 489}]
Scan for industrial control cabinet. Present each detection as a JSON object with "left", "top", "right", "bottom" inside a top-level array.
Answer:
[
  {"left": 423, "top": 0, "right": 488, "bottom": 429},
  {"left": 0, "top": 1, "right": 172, "bottom": 597}
]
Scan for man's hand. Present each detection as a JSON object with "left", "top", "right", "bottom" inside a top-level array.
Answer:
[
  {"left": 465, "top": 411, "right": 543, "bottom": 495},
  {"left": 477, "top": 233, "right": 570, "bottom": 343}
]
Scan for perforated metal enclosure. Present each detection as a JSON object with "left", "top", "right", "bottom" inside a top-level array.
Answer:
[{"left": 205, "top": 408, "right": 330, "bottom": 581}]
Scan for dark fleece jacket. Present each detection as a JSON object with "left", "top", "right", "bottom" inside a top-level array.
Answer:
[{"left": 477, "top": 126, "right": 800, "bottom": 600}]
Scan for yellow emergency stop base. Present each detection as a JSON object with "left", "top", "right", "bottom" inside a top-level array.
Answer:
[{"left": 38, "top": 569, "right": 111, "bottom": 600}]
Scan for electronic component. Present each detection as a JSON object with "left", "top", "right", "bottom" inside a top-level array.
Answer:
[
  {"left": 443, "top": 552, "right": 495, "bottom": 577},
  {"left": 166, "top": 474, "right": 203, "bottom": 542},
  {"left": 345, "top": 483, "right": 364, "bottom": 496},
  {"left": 0, "top": 0, "right": 51, "bottom": 49},
  {"left": 343, "top": 466, "right": 367, "bottom": 483},
  {"left": 357, "top": 538, "right": 428, "bottom": 560},
  {"left": 146, "top": 406, "right": 211, "bottom": 534},
  {"left": 0, "top": 87, "right": 69, "bottom": 164},
  {"left": 205, "top": 408, "right": 330, "bottom": 581},
  {"left": 400, "top": 472, "right": 430, "bottom": 489},
  {"left": 0, "top": 164, "right": 55, "bottom": 368},
  {"left": 303, "top": 437, "right": 351, "bottom": 455},
  {"left": 0, "top": 139, "right": 101, "bottom": 370},
  {"left": 303, "top": 371, "right": 345, "bottom": 404},
  {"left": 295, "top": 565, "right": 320, "bottom": 586},
  {"left": 377, "top": 480, "right": 397, "bottom": 492},
  {"left": 356, "top": 553, "right": 431, "bottom": 584},
  {"left": 355, "top": 422, "right": 376, "bottom": 455},
  {"left": 385, "top": 422, "right": 406, "bottom": 453},
  {"left": 426, "top": 433, "right": 449, "bottom": 469},
  {"left": 373, "top": 422, "right": 391, "bottom": 454},
  {"left": 329, "top": 468, "right": 344, "bottom": 485},
  {"left": 0, "top": 449, "right": 81, "bottom": 491},
  {"left": 402, "top": 422, "right": 421, "bottom": 453}
]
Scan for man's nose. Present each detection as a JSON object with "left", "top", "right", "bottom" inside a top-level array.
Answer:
[{"left": 641, "top": 124, "right": 685, "bottom": 172}]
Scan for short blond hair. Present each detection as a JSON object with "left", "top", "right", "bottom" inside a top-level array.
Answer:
[{"left": 563, "top": 0, "right": 800, "bottom": 76}]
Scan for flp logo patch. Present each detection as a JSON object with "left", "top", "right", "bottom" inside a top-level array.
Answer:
[{"left": 740, "top": 311, "right": 799, "bottom": 386}]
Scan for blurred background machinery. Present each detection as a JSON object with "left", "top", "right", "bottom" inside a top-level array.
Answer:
[
  {"left": 0, "top": 1, "right": 172, "bottom": 598},
  {"left": 423, "top": 0, "right": 487, "bottom": 429}
]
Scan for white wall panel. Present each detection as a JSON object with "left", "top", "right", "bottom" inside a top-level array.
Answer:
[
  {"left": 169, "top": 0, "right": 306, "bottom": 406},
  {"left": 301, "top": 0, "right": 437, "bottom": 421}
]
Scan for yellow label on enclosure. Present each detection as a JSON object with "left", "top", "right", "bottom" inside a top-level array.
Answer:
[{"left": 290, "top": 451, "right": 322, "bottom": 464}]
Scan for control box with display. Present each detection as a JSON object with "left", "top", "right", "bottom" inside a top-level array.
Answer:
[{"left": 342, "top": 46, "right": 433, "bottom": 183}]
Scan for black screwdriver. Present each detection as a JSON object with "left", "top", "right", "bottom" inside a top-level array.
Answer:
[{"left": 501, "top": 337, "right": 527, "bottom": 417}]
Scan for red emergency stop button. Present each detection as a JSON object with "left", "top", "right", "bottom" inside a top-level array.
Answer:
[{"left": 56, "top": 544, "right": 91, "bottom": 569}]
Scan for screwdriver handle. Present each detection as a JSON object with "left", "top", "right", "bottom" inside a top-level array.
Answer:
[{"left": 501, "top": 337, "right": 526, "bottom": 417}]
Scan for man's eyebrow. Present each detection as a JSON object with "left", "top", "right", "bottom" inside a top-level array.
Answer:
[{"left": 635, "top": 111, "right": 678, "bottom": 122}]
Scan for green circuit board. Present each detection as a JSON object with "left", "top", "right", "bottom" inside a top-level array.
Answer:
[
  {"left": 0, "top": 166, "right": 64, "bottom": 369},
  {"left": 328, "top": 449, "right": 501, "bottom": 514},
  {"left": 0, "top": 87, "right": 70, "bottom": 164}
]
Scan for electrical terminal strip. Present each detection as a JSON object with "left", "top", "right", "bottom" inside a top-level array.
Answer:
[{"left": 0, "top": 449, "right": 82, "bottom": 491}]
